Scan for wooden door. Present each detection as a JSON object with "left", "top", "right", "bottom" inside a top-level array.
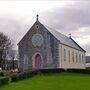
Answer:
[{"left": 35, "top": 54, "right": 41, "bottom": 68}]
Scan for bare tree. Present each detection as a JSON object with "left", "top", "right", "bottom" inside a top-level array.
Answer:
[
  {"left": 8, "top": 50, "right": 16, "bottom": 70},
  {"left": 0, "top": 32, "right": 13, "bottom": 70}
]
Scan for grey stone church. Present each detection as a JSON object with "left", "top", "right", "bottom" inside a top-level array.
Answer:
[{"left": 18, "top": 15, "right": 86, "bottom": 71}]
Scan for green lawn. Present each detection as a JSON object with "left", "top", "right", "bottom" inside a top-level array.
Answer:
[{"left": 0, "top": 73, "right": 90, "bottom": 90}]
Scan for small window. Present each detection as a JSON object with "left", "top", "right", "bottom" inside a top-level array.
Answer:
[{"left": 35, "top": 25, "right": 39, "bottom": 29}]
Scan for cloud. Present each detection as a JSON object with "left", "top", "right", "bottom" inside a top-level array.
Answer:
[
  {"left": 0, "top": 1, "right": 90, "bottom": 55},
  {"left": 41, "top": 1, "right": 90, "bottom": 32},
  {"left": 0, "top": 15, "right": 30, "bottom": 49},
  {"left": 40, "top": 1, "right": 90, "bottom": 55}
]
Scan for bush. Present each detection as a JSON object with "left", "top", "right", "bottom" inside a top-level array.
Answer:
[
  {"left": 10, "top": 70, "right": 39, "bottom": 82},
  {"left": 10, "top": 73, "right": 19, "bottom": 82},
  {"left": 39, "top": 68, "right": 65, "bottom": 74},
  {"left": 0, "top": 77, "right": 10, "bottom": 86},
  {"left": 10, "top": 68, "right": 90, "bottom": 83},
  {"left": 0, "top": 72, "right": 4, "bottom": 76},
  {"left": 0, "top": 70, "right": 10, "bottom": 77}
]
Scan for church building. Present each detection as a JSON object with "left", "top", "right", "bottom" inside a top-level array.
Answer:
[{"left": 18, "top": 15, "right": 86, "bottom": 71}]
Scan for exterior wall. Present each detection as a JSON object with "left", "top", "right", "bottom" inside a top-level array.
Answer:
[
  {"left": 59, "top": 44, "right": 85, "bottom": 69},
  {"left": 18, "top": 22, "right": 46, "bottom": 70},
  {"left": 45, "top": 31, "right": 59, "bottom": 68},
  {"left": 18, "top": 21, "right": 59, "bottom": 70}
]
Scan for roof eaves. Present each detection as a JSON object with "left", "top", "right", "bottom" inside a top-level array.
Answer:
[{"left": 70, "top": 37, "right": 86, "bottom": 52}]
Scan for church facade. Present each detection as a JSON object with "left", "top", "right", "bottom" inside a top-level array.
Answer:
[{"left": 18, "top": 15, "right": 86, "bottom": 71}]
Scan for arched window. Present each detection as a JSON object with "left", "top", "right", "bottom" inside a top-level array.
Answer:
[
  {"left": 24, "top": 54, "right": 28, "bottom": 64},
  {"left": 68, "top": 50, "right": 70, "bottom": 62},
  {"left": 72, "top": 51, "right": 74, "bottom": 63},
  {"left": 76, "top": 53, "right": 78, "bottom": 63},
  {"left": 79, "top": 54, "right": 81, "bottom": 63},
  {"left": 64, "top": 49, "right": 66, "bottom": 61},
  {"left": 82, "top": 55, "right": 84, "bottom": 64}
]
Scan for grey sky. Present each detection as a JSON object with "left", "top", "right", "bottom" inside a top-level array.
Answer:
[{"left": 0, "top": 1, "right": 90, "bottom": 55}]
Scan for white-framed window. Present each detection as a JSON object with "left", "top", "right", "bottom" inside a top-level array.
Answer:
[
  {"left": 68, "top": 50, "right": 70, "bottom": 62},
  {"left": 72, "top": 51, "right": 74, "bottom": 63},
  {"left": 76, "top": 53, "right": 78, "bottom": 63},
  {"left": 64, "top": 49, "right": 66, "bottom": 61},
  {"left": 82, "top": 55, "right": 84, "bottom": 64},
  {"left": 79, "top": 54, "right": 81, "bottom": 63}
]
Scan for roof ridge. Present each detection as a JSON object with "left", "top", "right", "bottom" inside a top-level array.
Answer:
[
  {"left": 44, "top": 25, "right": 70, "bottom": 39},
  {"left": 44, "top": 25, "right": 66, "bottom": 36},
  {"left": 18, "top": 20, "right": 85, "bottom": 52}
]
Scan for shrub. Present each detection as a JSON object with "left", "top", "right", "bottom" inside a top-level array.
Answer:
[
  {"left": 39, "top": 68, "right": 65, "bottom": 74},
  {"left": 0, "top": 70, "right": 10, "bottom": 77},
  {"left": 10, "top": 69, "right": 66, "bottom": 82},
  {"left": 0, "top": 77, "right": 10, "bottom": 86},
  {"left": 10, "top": 74, "right": 19, "bottom": 82},
  {"left": 10, "top": 70, "right": 39, "bottom": 82},
  {"left": 10, "top": 68, "right": 90, "bottom": 83},
  {"left": 67, "top": 69, "right": 90, "bottom": 74},
  {"left": 0, "top": 72, "right": 4, "bottom": 76},
  {"left": 18, "top": 72, "right": 25, "bottom": 80}
]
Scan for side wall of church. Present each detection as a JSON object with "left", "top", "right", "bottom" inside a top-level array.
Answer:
[{"left": 59, "top": 44, "right": 85, "bottom": 69}]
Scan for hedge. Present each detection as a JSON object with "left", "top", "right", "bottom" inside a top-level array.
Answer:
[
  {"left": 0, "top": 77, "right": 10, "bottom": 86},
  {"left": 10, "top": 68, "right": 90, "bottom": 82},
  {"left": 0, "top": 72, "right": 4, "bottom": 76},
  {"left": 39, "top": 68, "right": 65, "bottom": 74},
  {"left": 67, "top": 69, "right": 90, "bottom": 74},
  {"left": 0, "top": 70, "right": 12, "bottom": 77},
  {"left": 10, "top": 69, "right": 65, "bottom": 82},
  {"left": 10, "top": 70, "right": 39, "bottom": 82},
  {"left": 5, "top": 68, "right": 90, "bottom": 83}
]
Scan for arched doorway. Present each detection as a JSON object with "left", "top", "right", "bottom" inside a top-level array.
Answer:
[{"left": 35, "top": 54, "right": 41, "bottom": 68}]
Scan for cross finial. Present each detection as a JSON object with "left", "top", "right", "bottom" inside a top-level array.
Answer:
[
  {"left": 36, "top": 14, "right": 39, "bottom": 21},
  {"left": 69, "top": 33, "right": 71, "bottom": 38}
]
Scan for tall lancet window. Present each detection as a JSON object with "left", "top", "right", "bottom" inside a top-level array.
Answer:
[
  {"left": 79, "top": 54, "right": 81, "bottom": 63},
  {"left": 64, "top": 49, "right": 66, "bottom": 61},
  {"left": 47, "top": 33, "right": 53, "bottom": 64},
  {"left": 76, "top": 53, "right": 78, "bottom": 63},
  {"left": 72, "top": 51, "right": 74, "bottom": 63},
  {"left": 68, "top": 50, "right": 70, "bottom": 62},
  {"left": 24, "top": 54, "right": 28, "bottom": 64},
  {"left": 82, "top": 55, "right": 84, "bottom": 64}
]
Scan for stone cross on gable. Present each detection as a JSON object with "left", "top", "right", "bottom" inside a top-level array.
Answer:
[
  {"left": 69, "top": 33, "right": 71, "bottom": 38},
  {"left": 36, "top": 14, "right": 39, "bottom": 21}
]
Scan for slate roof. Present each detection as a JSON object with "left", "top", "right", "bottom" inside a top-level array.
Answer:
[
  {"left": 18, "top": 20, "right": 85, "bottom": 52},
  {"left": 45, "top": 25, "right": 85, "bottom": 52}
]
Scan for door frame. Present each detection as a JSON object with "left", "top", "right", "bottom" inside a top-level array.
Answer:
[{"left": 32, "top": 52, "right": 43, "bottom": 68}]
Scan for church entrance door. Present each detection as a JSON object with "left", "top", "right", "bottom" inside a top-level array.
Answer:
[{"left": 35, "top": 54, "right": 41, "bottom": 68}]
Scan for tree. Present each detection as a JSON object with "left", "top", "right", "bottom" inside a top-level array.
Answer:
[
  {"left": 0, "top": 32, "right": 13, "bottom": 70},
  {"left": 8, "top": 50, "right": 16, "bottom": 70}
]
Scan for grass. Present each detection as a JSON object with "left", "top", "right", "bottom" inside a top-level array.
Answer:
[{"left": 0, "top": 72, "right": 90, "bottom": 90}]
